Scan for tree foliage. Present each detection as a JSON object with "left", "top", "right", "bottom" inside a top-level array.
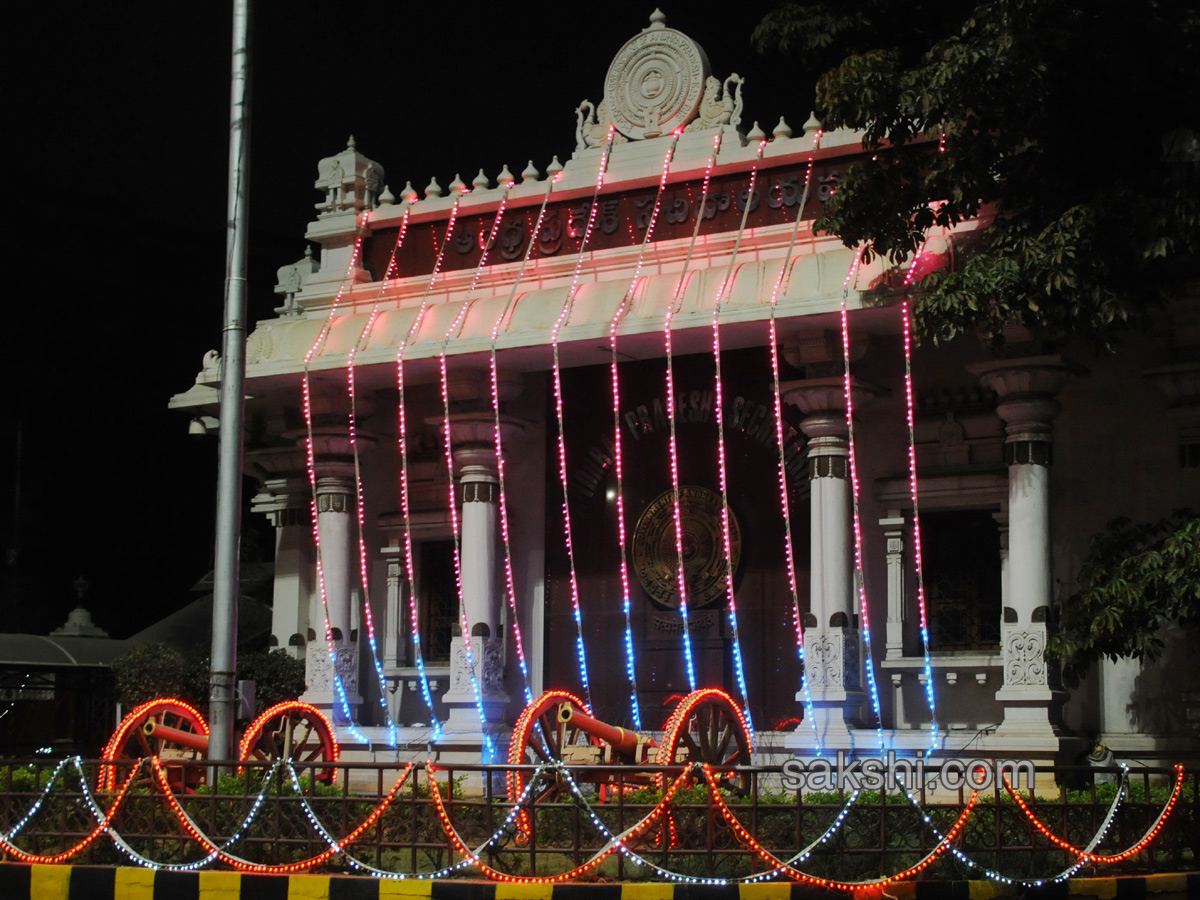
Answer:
[
  {"left": 110, "top": 645, "right": 307, "bottom": 715},
  {"left": 755, "top": 0, "right": 1200, "bottom": 347},
  {"left": 1047, "top": 513, "right": 1199, "bottom": 689},
  {"left": 110, "top": 643, "right": 189, "bottom": 709}
]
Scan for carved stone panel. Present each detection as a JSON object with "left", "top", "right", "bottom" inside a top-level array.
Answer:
[
  {"left": 1003, "top": 624, "right": 1048, "bottom": 687},
  {"left": 806, "top": 630, "right": 861, "bottom": 690}
]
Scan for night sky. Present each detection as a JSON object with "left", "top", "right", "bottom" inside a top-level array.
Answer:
[{"left": 4, "top": 3, "right": 819, "bottom": 638}]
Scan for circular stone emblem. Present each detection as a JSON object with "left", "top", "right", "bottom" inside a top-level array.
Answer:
[
  {"left": 604, "top": 26, "right": 710, "bottom": 139},
  {"left": 632, "top": 486, "right": 741, "bottom": 612}
]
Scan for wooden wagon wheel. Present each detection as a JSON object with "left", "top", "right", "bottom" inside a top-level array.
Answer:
[
  {"left": 655, "top": 689, "right": 754, "bottom": 793},
  {"left": 100, "top": 698, "right": 209, "bottom": 791},
  {"left": 238, "top": 701, "right": 339, "bottom": 784},
  {"left": 506, "top": 690, "right": 601, "bottom": 808}
]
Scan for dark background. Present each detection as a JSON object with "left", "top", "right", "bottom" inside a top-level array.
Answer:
[{"left": 2, "top": 3, "right": 819, "bottom": 637}]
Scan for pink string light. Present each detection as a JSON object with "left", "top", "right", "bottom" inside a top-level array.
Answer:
[
  {"left": 763, "top": 129, "right": 824, "bottom": 752},
  {"left": 301, "top": 212, "right": 371, "bottom": 740},
  {"left": 708, "top": 139, "right": 767, "bottom": 734},
  {"left": 607, "top": 134, "right": 680, "bottom": 729},
  {"left": 839, "top": 249, "right": 886, "bottom": 753},
  {"left": 345, "top": 204, "right": 414, "bottom": 747},
  {"left": 901, "top": 234, "right": 939, "bottom": 748},
  {"left": 663, "top": 131, "right": 723, "bottom": 693},
  {"left": 548, "top": 127, "right": 617, "bottom": 710},
  {"left": 489, "top": 176, "right": 560, "bottom": 708},
  {"left": 437, "top": 188, "right": 515, "bottom": 760},
  {"left": 395, "top": 197, "right": 465, "bottom": 739}
]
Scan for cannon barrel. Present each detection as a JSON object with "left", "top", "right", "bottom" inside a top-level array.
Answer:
[
  {"left": 143, "top": 720, "right": 211, "bottom": 753},
  {"left": 557, "top": 703, "right": 650, "bottom": 760}
]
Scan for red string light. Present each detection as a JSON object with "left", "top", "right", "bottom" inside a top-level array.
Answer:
[{"left": 1004, "top": 766, "right": 1185, "bottom": 864}]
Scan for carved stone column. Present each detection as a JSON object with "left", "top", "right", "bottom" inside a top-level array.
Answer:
[
  {"left": 880, "top": 511, "right": 907, "bottom": 660},
  {"left": 782, "top": 377, "right": 883, "bottom": 740},
  {"left": 292, "top": 429, "right": 371, "bottom": 724},
  {"left": 430, "top": 369, "right": 526, "bottom": 756},
  {"left": 248, "top": 448, "right": 311, "bottom": 661},
  {"left": 969, "top": 355, "right": 1085, "bottom": 738}
]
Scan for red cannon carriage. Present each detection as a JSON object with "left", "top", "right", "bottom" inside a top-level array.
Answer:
[
  {"left": 507, "top": 688, "right": 754, "bottom": 806},
  {"left": 99, "top": 698, "right": 339, "bottom": 791}
]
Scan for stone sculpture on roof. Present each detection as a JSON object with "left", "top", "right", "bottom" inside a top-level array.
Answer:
[{"left": 574, "top": 9, "right": 743, "bottom": 151}]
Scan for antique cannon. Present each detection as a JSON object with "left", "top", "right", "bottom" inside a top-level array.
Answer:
[
  {"left": 507, "top": 688, "right": 753, "bottom": 805},
  {"left": 99, "top": 698, "right": 339, "bottom": 791}
]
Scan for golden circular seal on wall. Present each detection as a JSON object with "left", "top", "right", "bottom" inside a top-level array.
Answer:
[{"left": 632, "top": 486, "right": 741, "bottom": 612}]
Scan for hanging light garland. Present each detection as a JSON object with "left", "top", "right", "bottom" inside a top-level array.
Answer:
[
  {"left": 301, "top": 210, "right": 373, "bottom": 741},
  {"left": 343, "top": 203, "right": 415, "bottom": 750},
  {"left": 838, "top": 249, "right": 887, "bottom": 753},
  {"left": 606, "top": 134, "right": 680, "bottom": 730},
  {"left": 708, "top": 140, "right": 767, "bottom": 736},
  {"left": 488, "top": 175, "right": 560, "bottom": 712},
  {"left": 436, "top": 184, "right": 514, "bottom": 762},
  {"left": 900, "top": 234, "right": 940, "bottom": 749},
  {"left": 662, "top": 131, "right": 724, "bottom": 693},
  {"left": 548, "top": 127, "right": 617, "bottom": 711},
  {"left": 395, "top": 195, "right": 465, "bottom": 741},
  {"left": 762, "top": 128, "right": 825, "bottom": 753}
]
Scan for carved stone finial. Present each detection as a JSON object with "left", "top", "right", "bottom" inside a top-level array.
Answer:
[
  {"left": 747, "top": 120, "right": 766, "bottom": 141},
  {"left": 547, "top": 155, "right": 564, "bottom": 176},
  {"left": 521, "top": 160, "right": 540, "bottom": 183},
  {"left": 773, "top": 116, "right": 793, "bottom": 139},
  {"left": 378, "top": 184, "right": 396, "bottom": 206},
  {"left": 401, "top": 181, "right": 419, "bottom": 203},
  {"left": 803, "top": 111, "right": 822, "bottom": 137},
  {"left": 497, "top": 164, "right": 516, "bottom": 187},
  {"left": 314, "top": 139, "right": 385, "bottom": 217},
  {"left": 648, "top": 8, "right": 666, "bottom": 28},
  {"left": 473, "top": 168, "right": 491, "bottom": 191},
  {"left": 425, "top": 177, "right": 443, "bottom": 199},
  {"left": 449, "top": 173, "right": 468, "bottom": 193}
]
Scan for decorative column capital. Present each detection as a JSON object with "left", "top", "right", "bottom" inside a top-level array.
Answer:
[
  {"left": 968, "top": 355, "right": 1087, "bottom": 400},
  {"left": 430, "top": 412, "right": 528, "bottom": 477},
  {"left": 781, "top": 376, "right": 886, "bottom": 418},
  {"left": 968, "top": 355, "right": 1086, "bottom": 464},
  {"left": 782, "top": 376, "right": 886, "bottom": 478},
  {"left": 1143, "top": 360, "right": 1200, "bottom": 465}
]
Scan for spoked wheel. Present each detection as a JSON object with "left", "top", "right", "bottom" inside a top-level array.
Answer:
[
  {"left": 655, "top": 689, "right": 754, "bottom": 793},
  {"left": 238, "top": 701, "right": 339, "bottom": 784},
  {"left": 100, "top": 699, "right": 209, "bottom": 792},
  {"left": 506, "top": 690, "right": 601, "bottom": 808}
]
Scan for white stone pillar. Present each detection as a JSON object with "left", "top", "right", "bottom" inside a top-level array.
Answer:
[
  {"left": 433, "top": 399, "right": 524, "bottom": 756},
  {"left": 880, "top": 511, "right": 907, "bottom": 659},
  {"left": 970, "top": 356, "right": 1084, "bottom": 739},
  {"left": 249, "top": 463, "right": 311, "bottom": 660},
  {"left": 781, "top": 377, "right": 883, "bottom": 741},
  {"left": 302, "top": 467, "right": 361, "bottom": 720}
]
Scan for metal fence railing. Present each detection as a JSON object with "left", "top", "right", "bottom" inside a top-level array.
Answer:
[{"left": 0, "top": 759, "right": 1193, "bottom": 883}]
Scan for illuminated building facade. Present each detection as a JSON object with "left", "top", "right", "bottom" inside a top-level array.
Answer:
[{"left": 172, "top": 13, "right": 1198, "bottom": 767}]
